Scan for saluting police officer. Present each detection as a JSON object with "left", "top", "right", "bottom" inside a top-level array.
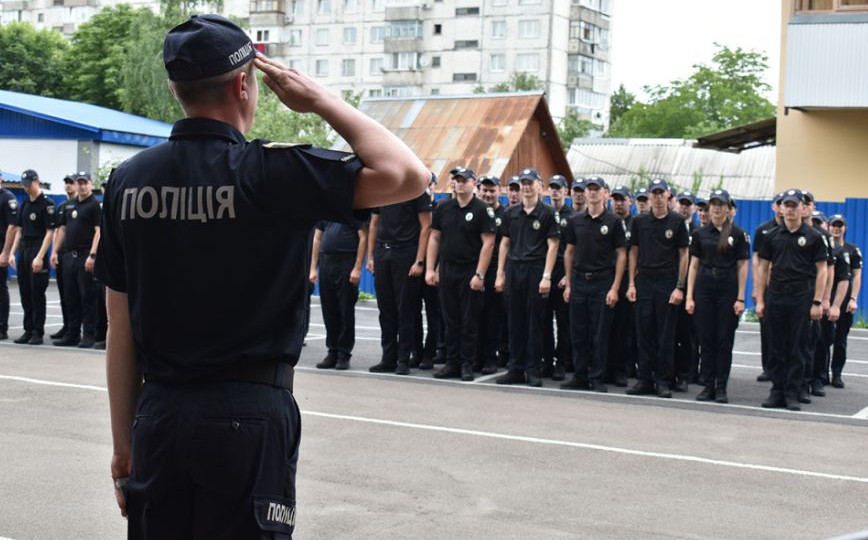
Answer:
[
  {"left": 560, "top": 176, "right": 627, "bottom": 392},
  {"left": 50, "top": 172, "right": 101, "bottom": 348},
  {"left": 0, "top": 176, "right": 18, "bottom": 340},
  {"left": 426, "top": 167, "right": 496, "bottom": 381},
  {"left": 50, "top": 174, "right": 79, "bottom": 341},
  {"left": 10, "top": 169, "right": 56, "bottom": 345},
  {"left": 752, "top": 192, "right": 783, "bottom": 382},
  {"left": 96, "top": 14, "right": 428, "bottom": 536},
  {"left": 626, "top": 179, "right": 689, "bottom": 398},
  {"left": 607, "top": 185, "right": 635, "bottom": 385},
  {"left": 828, "top": 214, "right": 862, "bottom": 388},
  {"left": 495, "top": 168, "right": 560, "bottom": 387},
  {"left": 543, "top": 175, "right": 574, "bottom": 380},
  {"left": 476, "top": 174, "right": 507, "bottom": 374},
  {"left": 685, "top": 190, "right": 749, "bottom": 403},
  {"left": 755, "top": 189, "right": 827, "bottom": 411}
]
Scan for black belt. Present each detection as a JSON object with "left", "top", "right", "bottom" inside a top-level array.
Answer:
[
  {"left": 574, "top": 269, "right": 614, "bottom": 281},
  {"left": 378, "top": 241, "right": 412, "bottom": 249},
  {"left": 700, "top": 266, "right": 733, "bottom": 277},
  {"left": 185, "top": 360, "right": 294, "bottom": 391},
  {"left": 769, "top": 280, "right": 813, "bottom": 294},
  {"left": 67, "top": 249, "right": 91, "bottom": 258}
]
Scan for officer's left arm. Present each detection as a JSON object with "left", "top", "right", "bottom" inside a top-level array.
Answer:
[
  {"left": 351, "top": 227, "right": 367, "bottom": 286},
  {"left": 849, "top": 266, "right": 862, "bottom": 313},
  {"left": 473, "top": 232, "right": 495, "bottom": 291},
  {"left": 410, "top": 211, "right": 431, "bottom": 277},
  {"left": 425, "top": 229, "right": 441, "bottom": 286},
  {"left": 309, "top": 228, "right": 322, "bottom": 284},
  {"left": 85, "top": 227, "right": 100, "bottom": 273},
  {"left": 541, "top": 237, "right": 559, "bottom": 296},
  {"left": 33, "top": 227, "right": 53, "bottom": 273},
  {"left": 811, "top": 260, "right": 827, "bottom": 321},
  {"left": 609, "top": 246, "right": 627, "bottom": 307},
  {"left": 670, "top": 247, "right": 688, "bottom": 305},
  {"left": 735, "top": 259, "right": 748, "bottom": 317},
  {"left": 0, "top": 224, "right": 18, "bottom": 268}
]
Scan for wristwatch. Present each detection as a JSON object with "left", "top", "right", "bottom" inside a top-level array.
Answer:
[
  {"left": 415, "top": 260, "right": 424, "bottom": 267},
  {"left": 542, "top": 273, "right": 552, "bottom": 280},
  {"left": 88, "top": 253, "right": 96, "bottom": 260},
  {"left": 474, "top": 272, "right": 484, "bottom": 280},
  {"left": 811, "top": 300, "right": 822, "bottom": 306}
]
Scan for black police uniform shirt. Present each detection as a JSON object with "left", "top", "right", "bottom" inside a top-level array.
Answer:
[
  {"left": 62, "top": 194, "right": 101, "bottom": 251},
  {"left": 688, "top": 223, "right": 751, "bottom": 269},
  {"left": 95, "top": 117, "right": 363, "bottom": 383},
  {"left": 620, "top": 213, "right": 634, "bottom": 249},
  {"left": 552, "top": 203, "right": 575, "bottom": 259},
  {"left": 16, "top": 192, "right": 57, "bottom": 240},
  {"left": 500, "top": 200, "right": 560, "bottom": 262},
  {"left": 758, "top": 223, "right": 826, "bottom": 285},
  {"left": 317, "top": 220, "right": 362, "bottom": 255},
  {"left": 630, "top": 210, "right": 690, "bottom": 272},
  {"left": 753, "top": 218, "right": 778, "bottom": 257},
  {"left": 562, "top": 209, "right": 627, "bottom": 273},
  {"left": 838, "top": 242, "right": 863, "bottom": 300},
  {"left": 813, "top": 223, "right": 836, "bottom": 266},
  {"left": 372, "top": 192, "right": 432, "bottom": 245},
  {"left": 490, "top": 204, "right": 507, "bottom": 265},
  {"left": 431, "top": 196, "right": 496, "bottom": 265},
  {"left": 829, "top": 244, "right": 852, "bottom": 299},
  {"left": 0, "top": 188, "right": 18, "bottom": 235}
]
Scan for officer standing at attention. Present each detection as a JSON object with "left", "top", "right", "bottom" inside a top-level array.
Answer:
[
  {"left": 828, "top": 214, "right": 861, "bottom": 388},
  {"left": 755, "top": 189, "right": 827, "bottom": 411},
  {"left": 607, "top": 185, "right": 635, "bottom": 385},
  {"left": 10, "top": 169, "right": 56, "bottom": 345},
  {"left": 560, "top": 176, "right": 627, "bottom": 392},
  {"left": 475, "top": 174, "right": 507, "bottom": 374},
  {"left": 801, "top": 196, "right": 834, "bottom": 403},
  {"left": 543, "top": 175, "right": 574, "bottom": 380},
  {"left": 426, "top": 167, "right": 496, "bottom": 381},
  {"left": 571, "top": 178, "right": 587, "bottom": 213},
  {"left": 685, "top": 190, "right": 749, "bottom": 403},
  {"left": 50, "top": 172, "right": 101, "bottom": 348},
  {"left": 415, "top": 173, "right": 444, "bottom": 370},
  {"left": 0, "top": 173, "right": 19, "bottom": 340},
  {"left": 50, "top": 174, "right": 79, "bottom": 341},
  {"left": 752, "top": 193, "right": 783, "bottom": 382},
  {"left": 506, "top": 176, "right": 522, "bottom": 207},
  {"left": 309, "top": 218, "right": 368, "bottom": 370},
  {"left": 495, "top": 168, "right": 560, "bottom": 387},
  {"left": 366, "top": 173, "right": 432, "bottom": 376},
  {"left": 96, "top": 14, "right": 428, "bottom": 537},
  {"left": 695, "top": 197, "right": 709, "bottom": 227},
  {"left": 673, "top": 191, "right": 698, "bottom": 390},
  {"left": 634, "top": 188, "right": 650, "bottom": 214},
  {"left": 625, "top": 179, "right": 689, "bottom": 398}
]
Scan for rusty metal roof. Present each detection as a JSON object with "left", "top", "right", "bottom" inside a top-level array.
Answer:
[{"left": 334, "top": 92, "right": 571, "bottom": 190}]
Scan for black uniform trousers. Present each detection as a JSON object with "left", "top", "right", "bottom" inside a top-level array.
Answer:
[
  {"left": 506, "top": 260, "right": 547, "bottom": 376},
  {"left": 0, "top": 265, "right": 8, "bottom": 334},
  {"left": 694, "top": 269, "right": 739, "bottom": 386},
  {"left": 127, "top": 380, "right": 300, "bottom": 540},
  {"left": 439, "top": 261, "right": 483, "bottom": 370},
  {"left": 831, "top": 310, "right": 853, "bottom": 377},
  {"left": 319, "top": 253, "right": 359, "bottom": 359},
  {"left": 62, "top": 250, "right": 99, "bottom": 337},
  {"left": 810, "top": 317, "right": 835, "bottom": 385},
  {"left": 634, "top": 271, "right": 678, "bottom": 387},
  {"left": 18, "top": 243, "right": 50, "bottom": 337},
  {"left": 374, "top": 243, "right": 420, "bottom": 366},
  {"left": 55, "top": 255, "right": 68, "bottom": 332},
  {"left": 766, "top": 282, "right": 813, "bottom": 400},
  {"left": 608, "top": 277, "right": 636, "bottom": 380},
  {"left": 477, "top": 266, "right": 504, "bottom": 369},
  {"left": 416, "top": 278, "right": 444, "bottom": 360},
  {"left": 674, "top": 301, "right": 699, "bottom": 384},
  {"left": 570, "top": 271, "right": 615, "bottom": 384},
  {"left": 543, "top": 262, "right": 572, "bottom": 371}
]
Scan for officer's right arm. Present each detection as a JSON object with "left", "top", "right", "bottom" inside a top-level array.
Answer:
[
  {"left": 365, "top": 213, "right": 378, "bottom": 274},
  {"left": 495, "top": 237, "right": 510, "bottom": 293},
  {"left": 755, "top": 259, "right": 770, "bottom": 318},
  {"left": 0, "top": 225, "right": 17, "bottom": 268},
  {"left": 425, "top": 229, "right": 441, "bottom": 286},
  {"left": 8, "top": 227, "right": 20, "bottom": 271},
  {"left": 50, "top": 226, "right": 65, "bottom": 268},
  {"left": 626, "top": 245, "right": 638, "bottom": 302}
]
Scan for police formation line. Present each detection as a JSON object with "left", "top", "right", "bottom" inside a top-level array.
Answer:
[
  {"left": 0, "top": 169, "right": 106, "bottom": 349},
  {"left": 310, "top": 168, "right": 862, "bottom": 411}
]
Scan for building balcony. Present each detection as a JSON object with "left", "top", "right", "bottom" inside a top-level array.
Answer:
[
  {"left": 567, "top": 73, "right": 594, "bottom": 89},
  {"left": 384, "top": 37, "right": 423, "bottom": 53},
  {"left": 384, "top": 4, "right": 422, "bottom": 21},
  {"left": 2, "top": 1, "right": 29, "bottom": 11},
  {"left": 382, "top": 69, "right": 425, "bottom": 86},
  {"left": 567, "top": 39, "right": 608, "bottom": 60},
  {"left": 62, "top": 0, "right": 98, "bottom": 7}
]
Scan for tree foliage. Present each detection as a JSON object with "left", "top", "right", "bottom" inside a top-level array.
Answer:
[
  {"left": 557, "top": 107, "right": 595, "bottom": 149},
  {"left": 607, "top": 44, "right": 775, "bottom": 139},
  {"left": 0, "top": 22, "right": 68, "bottom": 97},
  {"left": 247, "top": 80, "right": 334, "bottom": 147},
  {"left": 609, "top": 84, "right": 636, "bottom": 126},
  {"left": 475, "top": 71, "right": 545, "bottom": 94}
]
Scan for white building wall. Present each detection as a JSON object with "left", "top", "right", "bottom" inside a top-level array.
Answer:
[{"left": 0, "top": 140, "right": 79, "bottom": 192}]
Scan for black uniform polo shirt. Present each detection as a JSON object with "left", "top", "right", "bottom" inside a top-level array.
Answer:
[
  {"left": 630, "top": 210, "right": 689, "bottom": 272},
  {"left": 830, "top": 244, "right": 851, "bottom": 293},
  {"left": 838, "top": 242, "right": 863, "bottom": 300},
  {"left": 758, "top": 223, "right": 826, "bottom": 285},
  {"left": 317, "top": 220, "right": 362, "bottom": 255},
  {"left": 431, "top": 196, "right": 496, "bottom": 265},
  {"left": 562, "top": 209, "right": 626, "bottom": 273},
  {"left": 17, "top": 192, "right": 57, "bottom": 241},
  {"left": 753, "top": 218, "right": 778, "bottom": 257},
  {"left": 62, "top": 194, "right": 101, "bottom": 251},
  {"left": 501, "top": 200, "right": 560, "bottom": 262},
  {"left": 95, "top": 117, "right": 363, "bottom": 382},
  {"left": 0, "top": 188, "right": 18, "bottom": 236},
  {"left": 491, "top": 204, "right": 506, "bottom": 264},
  {"left": 551, "top": 202, "right": 574, "bottom": 260},
  {"left": 688, "top": 223, "right": 750, "bottom": 269},
  {"left": 373, "top": 192, "right": 431, "bottom": 245},
  {"left": 617, "top": 212, "right": 633, "bottom": 249},
  {"left": 813, "top": 224, "right": 836, "bottom": 266}
]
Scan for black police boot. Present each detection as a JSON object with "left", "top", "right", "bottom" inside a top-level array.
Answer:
[
  {"left": 761, "top": 392, "right": 785, "bottom": 409},
  {"left": 78, "top": 335, "right": 95, "bottom": 349},
  {"left": 655, "top": 385, "right": 672, "bottom": 399},
  {"left": 394, "top": 362, "right": 410, "bottom": 376},
  {"left": 626, "top": 381, "right": 655, "bottom": 395},
  {"left": 588, "top": 381, "right": 608, "bottom": 393},
  {"left": 433, "top": 364, "right": 461, "bottom": 379},
  {"left": 613, "top": 373, "right": 628, "bottom": 387},
  {"left": 0, "top": 331, "right": 7, "bottom": 340},
  {"left": 418, "top": 357, "right": 434, "bottom": 370},
  {"left": 695, "top": 385, "right": 716, "bottom": 402},
  {"left": 93, "top": 340, "right": 106, "bottom": 350},
  {"left": 316, "top": 352, "right": 337, "bottom": 369},
  {"left": 526, "top": 372, "right": 542, "bottom": 388},
  {"left": 481, "top": 359, "right": 498, "bottom": 375},
  {"left": 368, "top": 361, "right": 397, "bottom": 373},
  {"left": 334, "top": 353, "right": 350, "bottom": 371},
  {"left": 560, "top": 377, "right": 589, "bottom": 391},
  {"left": 714, "top": 382, "right": 728, "bottom": 404},
  {"left": 53, "top": 333, "right": 81, "bottom": 347},
  {"left": 28, "top": 334, "right": 44, "bottom": 345},
  {"left": 50, "top": 327, "right": 68, "bottom": 340},
  {"left": 540, "top": 360, "right": 553, "bottom": 379},
  {"left": 433, "top": 348, "right": 446, "bottom": 365},
  {"left": 810, "top": 380, "right": 826, "bottom": 397},
  {"left": 784, "top": 395, "right": 801, "bottom": 411},
  {"left": 797, "top": 386, "right": 812, "bottom": 404},
  {"left": 831, "top": 374, "right": 845, "bottom": 389},
  {"left": 14, "top": 333, "right": 32, "bottom": 344},
  {"left": 671, "top": 379, "right": 688, "bottom": 393},
  {"left": 756, "top": 371, "right": 771, "bottom": 382},
  {"left": 461, "top": 363, "right": 474, "bottom": 382},
  {"left": 551, "top": 362, "right": 566, "bottom": 381},
  {"left": 495, "top": 371, "right": 526, "bottom": 385}
]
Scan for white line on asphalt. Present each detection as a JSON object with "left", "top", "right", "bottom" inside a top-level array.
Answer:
[
  {"left": 735, "top": 328, "right": 868, "bottom": 341},
  {"left": 730, "top": 363, "right": 868, "bottom": 378},
  {"left": 302, "top": 410, "right": 868, "bottom": 484},
  {"left": 0, "top": 375, "right": 107, "bottom": 392},
  {"left": 854, "top": 407, "right": 868, "bottom": 420}
]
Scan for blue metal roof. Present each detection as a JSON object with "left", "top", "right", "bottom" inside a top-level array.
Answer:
[{"left": 0, "top": 90, "right": 171, "bottom": 147}]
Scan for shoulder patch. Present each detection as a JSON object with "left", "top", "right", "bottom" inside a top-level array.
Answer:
[
  {"left": 8, "top": 199, "right": 17, "bottom": 210},
  {"left": 46, "top": 205, "right": 55, "bottom": 215},
  {"left": 263, "top": 142, "right": 309, "bottom": 149}
]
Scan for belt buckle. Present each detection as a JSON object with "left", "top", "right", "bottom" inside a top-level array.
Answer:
[
  {"left": 383, "top": 243, "right": 392, "bottom": 249},
  {"left": 71, "top": 251, "right": 78, "bottom": 258},
  {"left": 584, "top": 272, "right": 593, "bottom": 280}
]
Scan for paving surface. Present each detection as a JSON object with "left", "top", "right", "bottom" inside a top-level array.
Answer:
[{"left": 0, "top": 285, "right": 866, "bottom": 540}]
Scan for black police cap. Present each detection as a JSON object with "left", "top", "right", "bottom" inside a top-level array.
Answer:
[
  {"left": 829, "top": 214, "right": 846, "bottom": 226},
  {"left": 63, "top": 174, "right": 76, "bottom": 184},
  {"left": 451, "top": 166, "right": 476, "bottom": 180},
  {"left": 635, "top": 187, "right": 649, "bottom": 200},
  {"left": 478, "top": 175, "right": 500, "bottom": 186},
  {"left": 781, "top": 188, "right": 804, "bottom": 205},
  {"left": 75, "top": 171, "right": 93, "bottom": 182},
  {"left": 164, "top": 14, "right": 256, "bottom": 82},
  {"left": 518, "top": 167, "right": 541, "bottom": 182},
  {"left": 548, "top": 175, "right": 568, "bottom": 189},
  {"left": 611, "top": 185, "right": 632, "bottom": 198},
  {"left": 20, "top": 169, "right": 38, "bottom": 185},
  {"left": 708, "top": 189, "right": 731, "bottom": 205}
]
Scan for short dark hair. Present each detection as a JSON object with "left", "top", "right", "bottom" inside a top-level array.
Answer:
[{"left": 170, "top": 60, "right": 254, "bottom": 108}]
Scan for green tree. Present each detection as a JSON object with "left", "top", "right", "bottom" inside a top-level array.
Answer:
[
  {"left": 508, "top": 72, "right": 543, "bottom": 91},
  {"left": 247, "top": 80, "right": 334, "bottom": 147},
  {"left": 0, "top": 22, "right": 68, "bottom": 97},
  {"left": 557, "top": 107, "right": 595, "bottom": 149},
  {"left": 607, "top": 44, "right": 775, "bottom": 139},
  {"left": 609, "top": 84, "right": 636, "bottom": 126}
]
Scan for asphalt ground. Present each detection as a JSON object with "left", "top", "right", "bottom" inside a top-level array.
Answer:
[{"left": 1, "top": 282, "right": 866, "bottom": 539}]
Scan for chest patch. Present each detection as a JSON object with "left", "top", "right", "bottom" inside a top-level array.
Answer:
[
  {"left": 9, "top": 200, "right": 16, "bottom": 210},
  {"left": 727, "top": 236, "right": 734, "bottom": 247},
  {"left": 71, "top": 209, "right": 78, "bottom": 219},
  {"left": 532, "top": 220, "right": 541, "bottom": 231},
  {"left": 844, "top": 252, "right": 851, "bottom": 265},
  {"left": 495, "top": 217, "right": 502, "bottom": 227},
  {"left": 561, "top": 219, "right": 567, "bottom": 227},
  {"left": 486, "top": 206, "right": 495, "bottom": 218},
  {"left": 664, "top": 229, "right": 673, "bottom": 239},
  {"left": 600, "top": 225, "right": 609, "bottom": 235},
  {"left": 29, "top": 212, "right": 36, "bottom": 221},
  {"left": 465, "top": 212, "right": 474, "bottom": 222},
  {"left": 797, "top": 236, "right": 806, "bottom": 247},
  {"left": 47, "top": 206, "right": 55, "bottom": 215}
]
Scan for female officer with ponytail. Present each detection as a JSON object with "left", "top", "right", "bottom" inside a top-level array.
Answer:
[{"left": 685, "top": 190, "right": 750, "bottom": 403}]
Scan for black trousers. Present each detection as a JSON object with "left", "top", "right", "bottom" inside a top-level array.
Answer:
[
  {"left": 416, "top": 278, "right": 444, "bottom": 359},
  {"left": 0, "top": 265, "right": 8, "bottom": 333},
  {"left": 674, "top": 302, "right": 699, "bottom": 384},
  {"left": 319, "top": 253, "right": 359, "bottom": 358},
  {"left": 766, "top": 283, "right": 813, "bottom": 400},
  {"left": 56, "top": 256, "right": 68, "bottom": 331},
  {"left": 634, "top": 271, "right": 678, "bottom": 386},
  {"left": 608, "top": 277, "right": 635, "bottom": 379},
  {"left": 439, "top": 261, "right": 483, "bottom": 369},
  {"left": 543, "top": 262, "right": 571, "bottom": 370},
  {"left": 759, "top": 306, "right": 770, "bottom": 373},
  {"left": 374, "top": 243, "right": 420, "bottom": 365},
  {"left": 694, "top": 271, "right": 739, "bottom": 386},
  {"left": 810, "top": 317, "right": 835, "bottom": 385},
  {"left": 128, "top": 381, "right": 300, "bottom": 540},
  {"left": 18, "top": 244, "right": 50, "bottom": 336},
  {"left": 831, "top": 310, "right": 852, "bottom": 377},
  {"left": 506, "top": 260, "right": 547, "bottom": 375},
  {"left": 62, "top": 251, "right": 99, "bottom": 337},
  {"left": 477, "top": 267, "right": 504, "bottom": 368},
  {"left": 570, "top": 272, "right": 615, "bottom": 384}
]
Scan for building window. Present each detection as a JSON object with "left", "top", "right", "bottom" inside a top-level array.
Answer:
[
  {"left": 569, "top": 20, "right": 579, "bottom": 39},
  {"left": 430, "top": 88, "right": 440, "bottom": 95},
  {"left": 370, "top": 57, "right": 384, "bottom": 74},
  {"left": 795, "top": 0, "right": 868, "bottom": 11},
  {"left": 455, "top": 39, "right": 479, "bottom": 49},
  {"left": 292, "top": 0, "right": 305, "bottom": 14},
  {"left": 491, "top": 0, "right": 507, "bottom": 5},
  {"left": 434, "top": 23, "right": 442, "bottom": 35},
  {"left": 344, "top": 0, "right": 359, "bottom": 13},
  {"left": 389, "top": 20, "right": 423, "bottom": 38},
  {"left": 369, "top": 88, "right": 383, "bottom": 98},
  {"left": 53, "top": 0, "right": 62, "bottom": 5},
  {"left": 490, "top": 53, "right": 505, "bottom": 72},
  {"left": 316, "top": 59, "right": 329, "bottom": 76},
  {"left": 255, "top": 30, "right": 270, "bottom": 42},
  {"left": 317, "top": 0, "right": 331, "bottom": 14},
  {"left": 519, "top": 0, "right": 540, "bottom": 4},
  {"left": 518, "top": 19, "right": 540, "bottom": 38},
  {"left": 456, "top": 7, "right": 480, "bottom": 15},
  {"left": 316, "top": 28, "right": 330, "bottom": 45},
  {"left": 342, "top": 58, "right": 356, "bottom": 76},
  {"left": 391, "top": 52, "right": 419, "bottom": 70},
  {"left": 372, "top": 0, "right": 385, "bottom": 11},
  {"left": 491, "top": 20, "right": 506, "bottom": 38},
  {"left": 289, "top": 29, "right": 303, "bottom": 46},
  {"left": 343, "top": 27, "right": 357, "bottom": 44},
  {"left": 37, "top": 12, "right": 44, "bottom": 22},
  {"left": 289, "top": 59, "right": 305, "bottom": 70},
  {"left": 370, "top": 26, "right": 385, "bottom": 43},
  {"left": 516, "top": 53, "right": 539, "bottom": 72},
  {"left": 386, "top": 86, "right": 414, "bottom": 97},
  {"left": 432, "top": 56, "right": 441, "bottom": 67},
  {"left": 568, "top": 88, "right": 606, "bottom": 109},
  {"left": 453, "top": 72, "right": 478, "bottom": 82}
]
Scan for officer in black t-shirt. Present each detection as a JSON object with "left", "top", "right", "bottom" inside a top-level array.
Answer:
[
  {"left": 95, "top": 14, "right": 428, "bottom": 536},
  {"left": 10, "top": 169, "right": 56, "bottom": 345},
  {"left": 542, "top": 175, "right": 573, "bottom": 380},
  {"left": 571, "top": 178, "right": 586, "bottom": 213},
  {"left": 476, "top": 174, "right": 507, "bottom": 373},
  {"left": 366, "top": 190, "right": 432, "bottom": 375},
  {"left": 47, "top": 174, "right": 79, "bottom": 341},
  {"left": 495, "top": 167, "right": 560, "bottom": 387},
  {"left": 802, "top": 198, "right": 835, "bottom": 402},
  {"left": 607, "top": 185, "right": 634, "bottom": 385},
  {"left": 634, "top": 188, "right": 650, "bottom": 214},
  {"left": 426, "top": 167, "right": 496, "bottom": 381},
  {"left": 0, "top": 175, "right": 19, "bottom": 340},
  {"left": 50, "top": 172, "right": 101, "bottom": 348},
  {"left": 756, "top": 189, "right": 827, "bottom": 411},
  {"left": 625, "top": 179, "right": 689, "bottom": 398},
  {"left": 828, "top": 214, "right": 862, "bottom": 388},
  {"left": 560, "top": 177, "right": 627, "bottom": 392},
  {"left": 752, "top": 192, "right": 783, "bottom": 382},
  {"left": 506, "top": 175, "right": 521, "bottom": 207},
  {"left": 415, "top": 173, "right": 445, "bottom": 370},
  {"left": 673, "top": 191, "right": 699, "bottom": 390}
]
